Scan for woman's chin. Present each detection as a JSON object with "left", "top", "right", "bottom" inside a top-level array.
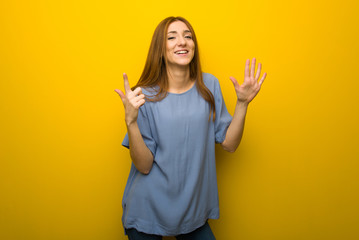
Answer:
[{"left": 168, "top": 60, "right": 193, "bottom": 67}]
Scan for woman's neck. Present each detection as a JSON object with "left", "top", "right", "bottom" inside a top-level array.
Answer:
[{"left": 166, "top": 66, "right": 194, "bottom": 94}]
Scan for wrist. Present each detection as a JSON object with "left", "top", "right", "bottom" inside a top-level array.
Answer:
[
  {"left": 125, "top": 119, "right": 138, "bottom": 128},
  {"left": 236, "top": 100, "right": 249, "bottom": 108}
]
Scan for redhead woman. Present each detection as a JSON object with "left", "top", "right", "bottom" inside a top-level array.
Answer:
[{"left": 115, "top": 16, "right": 267, "bottom": 240}]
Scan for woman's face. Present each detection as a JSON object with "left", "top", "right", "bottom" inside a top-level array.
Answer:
[{"left": 166, "top": 21, "right": 195, "bottom": 68}]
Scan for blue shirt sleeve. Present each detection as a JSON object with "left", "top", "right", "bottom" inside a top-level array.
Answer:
[
  {"left": 213, "top": 77, "right": 233, "bottom": 143},
  {"left": 122, "top": 104, "right": 157, "bottom": 157}
]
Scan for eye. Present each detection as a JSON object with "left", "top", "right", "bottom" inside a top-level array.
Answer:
[
  {"left": 168, "top": 37, "right": 175, "bottom": 40},
  {"left": 185, "top": 36, "right": 192, "bottom": 39}
]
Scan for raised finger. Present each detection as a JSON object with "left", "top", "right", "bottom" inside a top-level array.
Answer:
[
  {"left": 259, "top": 72, "right": 267, "bottom": 86},
  {"left": 229, "top": 76, "right": 240, "bottom": 89},
  {"left": 255, "top": 63, "right": 262, "bottom": 81},
  {"left": 114, "top": 89, "right": 126, "bottom": 102},
  {"left": 251, "top": 58, "right": 256, "bottom": 77},
  {"left": 123, "top": 73, "right": 131, "bottom": 93},
  {"left": 244, "top": 59, "right": 250, "bottom": 78}
]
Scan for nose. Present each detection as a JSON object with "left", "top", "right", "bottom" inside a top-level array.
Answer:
[{"left": 177, "top": 36, "right": 186, "bottom": 46}]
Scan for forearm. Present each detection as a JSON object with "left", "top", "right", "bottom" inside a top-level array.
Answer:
[
  {"left": 221, "top": 101, "right": 248, "bottom": 153},
  {"left": 127, "top": 122, "right": 154, "bottom": 174}
]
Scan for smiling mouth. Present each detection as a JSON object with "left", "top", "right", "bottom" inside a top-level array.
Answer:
[{"left": 175, "top": 50, "right": 189, "bottom": 55}]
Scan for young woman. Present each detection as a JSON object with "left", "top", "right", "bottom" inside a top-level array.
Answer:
[{"left": 115, "top": 16, "right": 267, "bottom": 240}]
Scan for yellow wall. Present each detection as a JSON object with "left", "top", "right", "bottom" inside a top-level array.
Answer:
[{"left": 1, "top": 0, "right": 358, "bottom": 239}]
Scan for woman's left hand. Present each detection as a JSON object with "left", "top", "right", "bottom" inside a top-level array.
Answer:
[{"left": 229, "top": 58, "right": 267, "bottom": 105}]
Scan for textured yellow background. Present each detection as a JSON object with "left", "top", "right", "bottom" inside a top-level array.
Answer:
[{"left": 1, "top": 0, "right": 358, "bottom": 239}]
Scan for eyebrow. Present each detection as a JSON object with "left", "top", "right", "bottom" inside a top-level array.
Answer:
[{"left": 167, "top": 30, "right": 192, "bottom": 34}]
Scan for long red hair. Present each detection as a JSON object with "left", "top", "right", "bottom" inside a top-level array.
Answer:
[{"left": 132, "top": 16, "right": 215, "bottom": 121}]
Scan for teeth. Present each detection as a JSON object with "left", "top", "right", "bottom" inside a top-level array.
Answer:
[{"left": 176, "top": 51, "right": 188, "bottom": 54}]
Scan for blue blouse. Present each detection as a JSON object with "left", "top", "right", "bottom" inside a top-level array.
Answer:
[{"left": 122, "top": 72, "right": 232, "bottom": 236}]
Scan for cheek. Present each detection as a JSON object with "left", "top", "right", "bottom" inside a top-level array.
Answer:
[
  {"left": 166, "top": 42, "right": 170, "bottom": 49},
  {"left": 166, "top": 50, "right": 173, "bottom": 59},
  {"left": 166, "top": 47, "right": 171, "bottom": 55},
  {"left": 166, "top": 44, "right": 174, "bottom": 55}
]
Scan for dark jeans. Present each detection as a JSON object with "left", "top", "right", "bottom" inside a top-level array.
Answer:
[{"left": 125, "top": 221, "right": 216, "bottom": 240}]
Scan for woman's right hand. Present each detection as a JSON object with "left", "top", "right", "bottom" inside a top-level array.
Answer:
[{"left": 115, "top": 73, "right": 146, "bottom": 126}]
